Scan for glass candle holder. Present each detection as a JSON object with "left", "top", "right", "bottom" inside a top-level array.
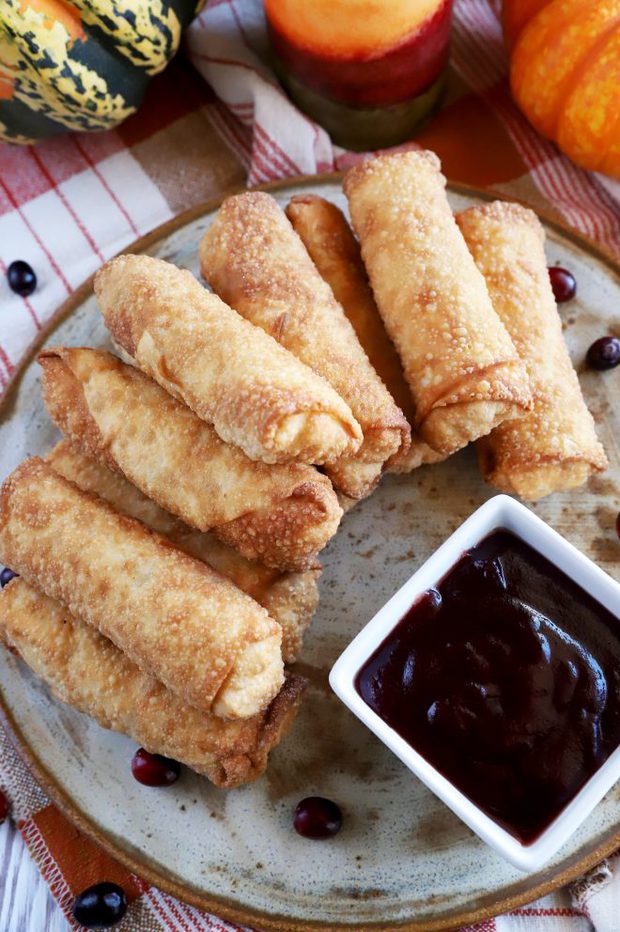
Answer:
[{"left": 264, "top": 0, "right": 454, "bottom": 151}]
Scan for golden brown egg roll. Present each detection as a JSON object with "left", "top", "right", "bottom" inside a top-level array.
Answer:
[
  {"left": 456, "top": 201, "right": 608, "bottom": 500},
  {"left": 95, "top": 254, "right": 361, "bottom": 466},
  {"left": 39, "top": 347, "right": 342, "bottom": 573},
  {"left": 0, "top": 458, "right": 284, "bottom": 720},
  {"left": 284, "top": 193, "right": 445, "bottom": 475},
  {"left": 344, "top": 151, "right": 532, "bottom": 456},
  {"left": 199, "top": 192, "right": 411, "bottom": 499},
  {"left": 0, "top": 579, "right": 305, "bottom": 788},
  {"left": 46, "top": 440, "right": 319, "bottom": 663}
]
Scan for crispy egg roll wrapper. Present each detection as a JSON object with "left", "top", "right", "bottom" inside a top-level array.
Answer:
[
  {"left": 200, "top": 192, "right": 410, "bottom": 498},
  {"left": 95, "top": 254, "right": 361, "bottom": 466},
  {"left": 0, "top": 580, "right": 306, "bottom": 788},
  {"left": 285, "top": 194, "right": 445, "bottom": 475},
  {"left": 344, "top": 151, "right": 532, "bottom": 456},
  {"left": 0, "top": 458, "right": 284, "bottom": 720},
  {"left": 46, "top": 440, "right": 319, "bottom": 663},
  {"left": 456, "top": 202, "right": 608, "bottom": 500},
  {"left": 39, "top": 347, "right": 342, "bottom": 573}
]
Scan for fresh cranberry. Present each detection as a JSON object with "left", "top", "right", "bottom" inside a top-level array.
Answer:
[
  {"left": 586, "top": 336, "right": 620, "bottom": 371},
  {"left": 0, "top": 789, "right": 8, "bottom": 823},
  {"left": 7, "top": 260, "right": 37, "bottom": 297},
  {"left": 293, "top": 797, "right": 342, "bottom": 838},
  {"left": 548, "top": 266, "right": 576, "bottom": 303},
  {"left": 131, "top": 748, "right": 180, "bottom": 786},
  {"left": 616, "top": 513, "right": 620, "bottom": 540},
  {"left": 72, "top": 882, "right": 127, "bottom": 928},
  {"left": 0, "top": 567, "right": 18, "bottom": 588}
]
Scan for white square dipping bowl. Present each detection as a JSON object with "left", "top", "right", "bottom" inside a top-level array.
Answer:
[{"left": 329, "top": 494, "right": 620, "bottom": 872}]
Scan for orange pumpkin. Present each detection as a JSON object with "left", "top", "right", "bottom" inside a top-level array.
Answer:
[{"left": 503, "top": 0, "right": 620, "bottom": 178}]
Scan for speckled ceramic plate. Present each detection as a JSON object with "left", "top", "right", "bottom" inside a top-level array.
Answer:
[{"left": 1, "top": 177, "right": 620, "bottom": 932}]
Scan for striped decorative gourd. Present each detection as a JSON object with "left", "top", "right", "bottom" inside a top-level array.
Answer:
[{"left": 0, "top": 0, "right": 203, "bottom": 144}]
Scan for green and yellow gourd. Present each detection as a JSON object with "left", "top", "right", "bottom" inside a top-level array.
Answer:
[{"left": 0, "top": 0, "right": 203, "bottom": 144}]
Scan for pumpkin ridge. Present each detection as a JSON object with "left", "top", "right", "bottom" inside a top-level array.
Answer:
[{"left": 549, "top": 11, "right": 620, "bottom": 142}]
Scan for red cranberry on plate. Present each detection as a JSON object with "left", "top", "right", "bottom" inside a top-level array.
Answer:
[
  {"left": 72, "top": 881, "right": 127, "bottom": 929},
  {"left": 0, "top": 789, "right": 8, "bottom": 823},
  {"left": 616, "top": 512, "right": 620, "bottom": 540},
  {"left": 586, "top": 336, "right": 620, "bottom": 371},
  {"left": 0, "top": 567, "right": 18, "bottom": 588},
  {"left": 548, "top": 266, "right": 576, "bottom": 303},
  {"left": 131, "top": 748, "right": 181, "bottom": 786},
  {"left": 294, "top": 796, "right": 343, "bottom": 839},
  {"left": 7, "top": 260, "right": 37, "bottom": 297}
]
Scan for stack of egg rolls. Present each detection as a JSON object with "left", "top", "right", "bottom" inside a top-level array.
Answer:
[
  {"left": 39, "top": 347, "right": 342, "bottom": 572},
  {"left": 95, "top": 254, "right": 362, "bottom": 466},
  {"left": 456, "top": 201, "right": 607, "bottom": 499},
  {"left": 199, "top": 192, "right": 411, "bottom": 499},
  {"left": 284, "top": 194, "right": 444, "bottom": 473},
  {"left": 0, "top": 458, "right": 284, "bottom": 721},
  {"left": 0, "top": 580, "right": 305, "bottom": 788},
  {"left": 344, "top": 151, "right": 532, "bottom": 456},
  {"left": 46, "top": 440, "right": 318, "bottom": 663},
  {"left": 2, "top": 148, "right": 609, "bottom": 794}
]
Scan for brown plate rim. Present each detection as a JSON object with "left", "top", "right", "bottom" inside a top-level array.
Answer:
[{"left": 1, "top": 172, "right": 619, "bottom": 932}]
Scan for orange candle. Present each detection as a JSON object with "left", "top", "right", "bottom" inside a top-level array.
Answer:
[{"left": 265, "top": 0, "right": 453, "bottom": 149}]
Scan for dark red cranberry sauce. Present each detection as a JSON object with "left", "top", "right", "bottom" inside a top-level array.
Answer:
[{"left": 356, "top": 531, "right": 620, "bottom": 845}]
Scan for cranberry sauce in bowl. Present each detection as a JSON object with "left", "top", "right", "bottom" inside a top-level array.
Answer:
[{"left": 355, "top": 530, "right": 620, "bottom": 845}]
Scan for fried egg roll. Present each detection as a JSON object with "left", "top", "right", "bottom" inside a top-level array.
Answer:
[
  {"left": 0, "top": 580, "right": 306, "bottom": 788},
  {"left": 46, "top": 440, "right": 319, "bottom": 663},
  {"left": 456, "top": 201, "right": 608, "bottom": 500},
  {"left": 344, "top": 151, "right": 532, "bottom": 456},
  {"left": 39, "top": 347, "right": 342, "bottom": 573},
  {"left": 0, "top": 458, "right": 284, "bottom": 720},
  {"left": 200, "top": 192, "right": 410, "bottom": 499},
  {"left": 95, "top": 254, "right": 361, "bottom": 467},
  {"left": 284, "top": 193, "right": 444, "bottom": 474}
]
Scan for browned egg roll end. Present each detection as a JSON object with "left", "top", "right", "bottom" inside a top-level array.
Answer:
[
  {"left": 344, "top": 151, "right": 533, "bottom": 456},
  {"left": 0, "top": 579, "right": 305, "bottom": 788},
  {"left": 39, "top": 347, "right": 119, "bottom": 474},
  {"left": 94, "top": 253, "right": 363, "bottom": 467},
  {"left": 39, "top": 347, "right": 342, "bottom": 572},
  {"left": 45, "top": 440, "right": 319, "bottom": 663},
  {"left": 216, "top": 475, "right": 342, "bottom": 572},
  {"left": 200, "top": 191, "right": 411, "bottom": 496},
  {"left": 286, "top": 193, "right": 447, "bottom": 479},
  {"left": 457, "top": 200, "right": 608, "bottom": 501},
  {"left": 0, "top": 457, "right": 285, "bottom": 720}
]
